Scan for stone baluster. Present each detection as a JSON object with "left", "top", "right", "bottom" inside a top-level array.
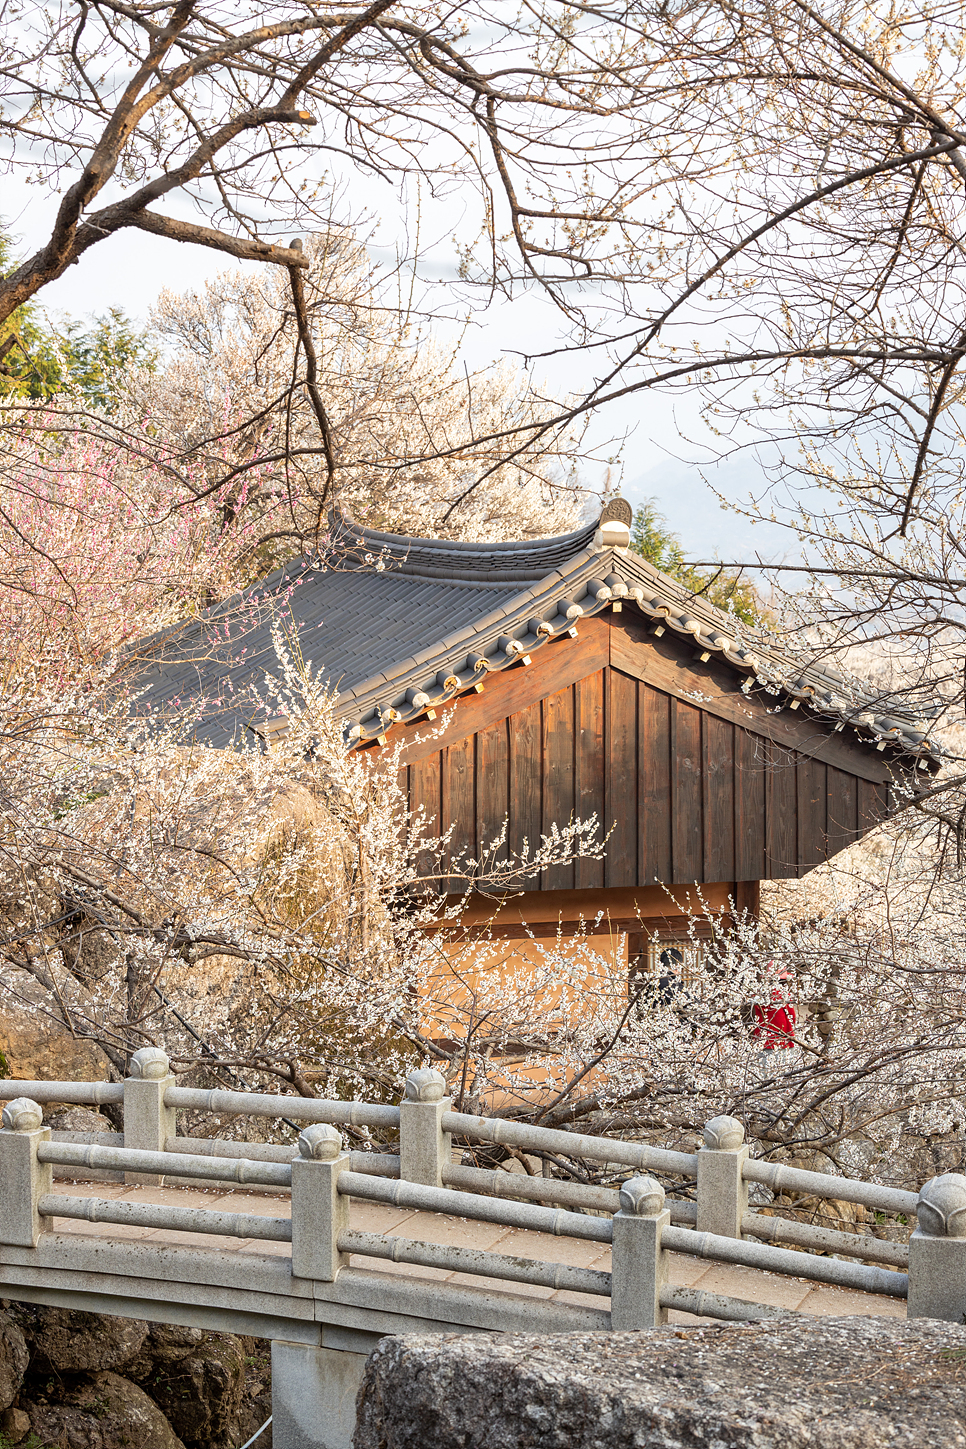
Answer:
[
  {"left": 282, "top": 1123, "right": 371, "bottom": 1446},
  {"left": 697, "top": 1115, "right": 749, "bottom": 1239},
  {"left": 400, "top": 1068, "right": 451, "bottom": 1187},
  {"left": 908, "top": 1172, "right": 966, "bottom": 1321},
  {"left": 610, "top": 1175, "right": 670, "bottom": 1328},
  {"left": 290, "top": 1123, "right": 351, "bottom": 1282},
  {"left": 0, "top": 1098, "right": 51, "bottom": 1247},
  {"left": 123, "top": 1046, "right": 177, "bottom": 1185}
]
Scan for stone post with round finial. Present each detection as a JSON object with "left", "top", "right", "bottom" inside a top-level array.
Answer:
[
  {"left": 610, "top": 1175, "right": 671, "bottom": 1328},
  {"left": 697, "top": 1115, "right": 750, "bottom": 1239},
  {"left": 123, "top": 1046, "right": 177, "bottom": 1185},
  {"left": 400, "top": 1068, "right": 452, "bottom": 1187},
  {"left": 290, "top": 1123, "right": 352, "bottom": 1282},
  {"left": 908, "top": 1172, "right": 966, "bottom": 1322},
  {"left": 273, "top": 1125, "right": 369, "bottom": 1449},
  {"left": 0, "top": 1097, "right": 51, "bottom": 1247}
]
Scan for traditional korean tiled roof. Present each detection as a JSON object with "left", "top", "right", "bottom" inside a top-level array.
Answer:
[{"left": 126, "top": 500, "right": 939, "bottom": 764}]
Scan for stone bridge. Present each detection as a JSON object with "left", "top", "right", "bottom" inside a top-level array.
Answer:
[{"left": 0, "top": 1050, "right": 961, "bottom": 1448}]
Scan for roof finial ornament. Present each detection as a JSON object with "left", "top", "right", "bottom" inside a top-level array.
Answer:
[{"left": 598, "top": 494, "right": 632, "bottom": 548}]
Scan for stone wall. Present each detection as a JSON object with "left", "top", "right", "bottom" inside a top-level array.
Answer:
[
  {"left": 354, "top": 1316, "right": 966, "bottom": 1449},
  {"left": 0, "top": 1304, "right": 271, "bottom": 1448}
]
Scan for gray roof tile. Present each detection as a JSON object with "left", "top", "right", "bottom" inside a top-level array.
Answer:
[{"left": 120, "top": 509, "right": 938, "bottom": 763}]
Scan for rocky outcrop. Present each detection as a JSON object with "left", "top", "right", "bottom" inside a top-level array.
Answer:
[
  {"left": 22, "top": 1306, "right": 150, "bottom": 1373},
  {"left": 127, "top": 1324, "right": 251, "bottom": 1448},
  {"left": 354, "top": 1316, "right": 966, "bottom": 1449},
  {"left": 0, "top": 1311, "right": 28, "bottom": 1410},
  {"left": 25, "top": 1371, "right": 184, "bottom": 1449},
  {"left": 0, "top": 1304, "right": 272, "bottom": 1448},
  {"left": 0, "top": 977, "right": 110, "bottom": 1083},
  {"left": 46, "top": 1107, "right": 117, "bottom": 1135}
]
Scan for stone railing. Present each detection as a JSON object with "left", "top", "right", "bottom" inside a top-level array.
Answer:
[{"left": 0, "top": 1047, "right": 963, "bottom": 1326}]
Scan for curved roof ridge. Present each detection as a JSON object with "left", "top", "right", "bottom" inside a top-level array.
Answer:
[{"left": 331, "top": 505, "right": 600, "bottom": 577}]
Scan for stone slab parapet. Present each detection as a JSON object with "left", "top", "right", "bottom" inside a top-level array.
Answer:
[{"left": 354, "top": 1316, "right": 966, "bottom": 1449}]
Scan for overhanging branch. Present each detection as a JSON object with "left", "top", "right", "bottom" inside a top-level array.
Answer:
[{"left": 129, "top": 211, "right": 310, "bottom": 268}]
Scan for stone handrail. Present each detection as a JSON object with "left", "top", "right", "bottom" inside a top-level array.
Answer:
[
  {"left": 740, "top": 1210, "right": 909, "bottom": 1267},
  {"left": 33, "top": 1132, "right": 914, "bottom": 1301},
  {"left": 167, "top": 1136, "right": 402, "bottom": 1178},
  {"left": 164, "top": 1084, "right": 400, "bottom": 1128},
  {"left": 441, "top": 1109, "right": 699, "bottom": 1176},
  {"left": 661, "top": 1224, "right": 908, "bottom": 1298},
  {"left": 337, "top": 1169, "right": 614, "bottom": 1243},
  {"left": 441, "top": 1165, "right": 909, "bottom": 1264},
  {"left": 0, "top": 1073, "right": 918, "bottom": 1214},
  {"left": 40, "top": 1193, "right": 293, "bottom": 1241},
  {"left": 167, "top": 1134, "right": 300, "bottom": 1163},
  {"left": 338, "top": 1229, "right": 613, "bottom": 1297},
  {"left": 742, "top": 1157, "right": 919, "bottom": 1216},
  {"left": 442, "top": 1161, "right": 622, "bottom": 1212},
  {"left": 39, "top": 1139, "right": 293, "bottom": 1188},
  {"left": 0, "top": 1079, "right": 124, "bottom": 1105},
  {"left": 661, "top": 1286, "right": 790, "bottom": 1321},
  {"left": 342, "top": 1166, "right": 909, "bottom": 1299},
  {"left": 333, "top": 1232, "right": 795, "bottom": 1324}
]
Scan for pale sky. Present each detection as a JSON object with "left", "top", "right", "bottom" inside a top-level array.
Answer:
[{"left": 4, "top": 173, "right": 795, "bottom": 566}]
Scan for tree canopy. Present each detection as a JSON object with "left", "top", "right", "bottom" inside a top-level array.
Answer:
[
  {"left": 628, "top": 499, "right": 762, "bottom": 627},
  {"left": 0, "top": 229, "right": 153, "bottom": 403}
]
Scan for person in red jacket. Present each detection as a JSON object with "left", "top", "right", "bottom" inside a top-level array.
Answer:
[{"left": 752, "top": 966, "right": 797, "bottom": 1050}]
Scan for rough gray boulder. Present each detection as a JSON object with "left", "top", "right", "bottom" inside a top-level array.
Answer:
[
  {"left": 46, "top": 1106, "right": 117, "bottom": 1135},
  {"left": 353, "top": 1316, "right": 966, "bottom": 1449}
]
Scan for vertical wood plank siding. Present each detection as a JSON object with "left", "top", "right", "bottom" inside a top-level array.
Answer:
[
  {"left": 639, "top": 685, "right": 672, "bottom": 882},
  {"left": 508, "top": 699, "right": 541, "bottom": 864},
  {"left": 797, "top": 756, "right": 828, "bottom": 871},
  {"left": 409, "top": 755, "right": 441, "bottom": 879},
  {"left": 671, "top": 699, "right": 703, "bottom": 883},
  {"left": 605, "top": 670, "right": 638, "bottom": 886},
  {"left": 703, "top": 714, "right": 736, "bottom": 883},
  {"left": 765, "top": 739, "right": 798, "bottom": 878},
  {"left": 441, "top": 733, "right": 475, "bottom": 891},
  {"left": 476, "top": 719, "right": 509, "bottom": 870},
  {"left": 542, "top": 682, "right": 576, "bottom": 890},
  {"left": 402, "top": 667, "right": 895, "bottom": 887},
  {"left": 574, "top": 673, "right": 605, "bottom": 890},
  {"left": 826, "top": 766, "right": 858, "bottom": 854},
  {"left": 734, "top": 727, "right": 767, "bottom": 881}
]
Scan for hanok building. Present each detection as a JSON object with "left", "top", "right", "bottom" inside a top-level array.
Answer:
[{"left": 131, "top": 498, "right": 939, "bottom": 977}]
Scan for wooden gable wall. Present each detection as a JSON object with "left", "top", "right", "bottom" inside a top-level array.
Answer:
[{"left": 389, "top": 613, "right": 903, "bottom": 890}]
